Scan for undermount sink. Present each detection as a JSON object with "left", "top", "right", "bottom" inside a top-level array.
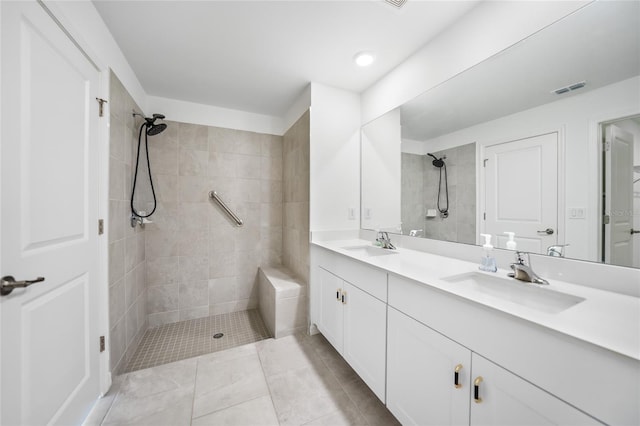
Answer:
[
  {"left": 341, "top": 245, "right": 399, "bottom": 257},
  {"left": 441, "top": 272, "right": 585, "bottom": 314}
]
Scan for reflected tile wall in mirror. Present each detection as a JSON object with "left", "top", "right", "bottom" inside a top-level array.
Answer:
[{"left": 401, "top": 143, "right": 476, "bottom": 244}]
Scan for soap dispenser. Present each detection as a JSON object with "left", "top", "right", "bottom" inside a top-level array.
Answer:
[
  {"left": 479, "top": 233, "right": 497, "bottom": 272},
  {"left": 504, "top": 232, "right": 517, "bottom": 250}
]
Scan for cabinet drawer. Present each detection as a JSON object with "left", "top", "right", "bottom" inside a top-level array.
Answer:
[{"left": 317, "top": 249, "right": 387, "bottom": 302}]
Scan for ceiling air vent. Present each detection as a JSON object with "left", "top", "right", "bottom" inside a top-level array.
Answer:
[
  {"left": 385, "top": 0, "right": 408, "bottom": 8},
  {"left": 552, "top": 80, "right": 587, "bottom": 95}
]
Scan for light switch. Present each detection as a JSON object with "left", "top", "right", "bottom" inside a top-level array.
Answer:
[{"left": 569, "top": 207, "right": 586, "bottom": 219}]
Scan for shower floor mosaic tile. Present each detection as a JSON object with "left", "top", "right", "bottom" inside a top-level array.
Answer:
[{"left": 124, "top": 309, "right": 271, "bottom": 372}]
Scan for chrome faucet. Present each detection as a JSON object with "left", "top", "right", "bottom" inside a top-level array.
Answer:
[
  {"left": 376, "top": 231, "right": 396, "bottom": 250},
  {"left": 547, "top": 244, "right": 569, "bottom": 257},
  {"left": 508, "top": 252, "right": 549, "bottom": 285}
]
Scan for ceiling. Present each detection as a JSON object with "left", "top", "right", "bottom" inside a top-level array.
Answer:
[
  {"left": 400, "top": 0, "right": 640, "bottom": 141},
  {"left": 92, "top": 0, "right": 480, "bottom": 117}
]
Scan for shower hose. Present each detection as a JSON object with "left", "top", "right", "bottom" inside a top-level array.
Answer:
[{"left": 130, "top": 123, "right": 157, "bottom": 218}]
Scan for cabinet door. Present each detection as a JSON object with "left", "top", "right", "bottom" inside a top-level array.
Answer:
[
  {"left": 343, "top": 282, "right": 387, "bottom": 402},
  {"left": 317, "top": 267, "right": 344, "bottom": 353},
  {"left": 470, "top": 354, "right": 600, "bottom": 425},
  {"left": 387, "top": 307, "right": 471, "bottom": 426}
]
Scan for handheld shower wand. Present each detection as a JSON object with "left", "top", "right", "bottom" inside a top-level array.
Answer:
[{"left": 426, "top": 153, "right": 449, "bottom": 218}]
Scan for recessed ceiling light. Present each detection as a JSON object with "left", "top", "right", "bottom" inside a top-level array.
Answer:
[{"left": 354, "top": 51, "right": 375, "bottom": 67}]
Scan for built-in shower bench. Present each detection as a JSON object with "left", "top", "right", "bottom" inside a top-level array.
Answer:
[{"left": 258, "top": 266, "right": 307, "bottom": 338}]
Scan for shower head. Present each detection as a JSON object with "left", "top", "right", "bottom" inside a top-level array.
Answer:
[
  {"left": 140, "top": 112, "right": 167, "bottom": 136},
  {"left": 427, "top": 153, "right": 445, "bottom": 168},
  {"left": 146, "top": 122, "right": 167, "bottom": 136}
]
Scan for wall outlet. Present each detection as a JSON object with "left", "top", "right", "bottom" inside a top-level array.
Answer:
[
  {"left": 348, "top": 208, "right": 356, "bottom": 220},
  {"left": 364, "top": 208, "right": 372, "bottom": 220}
]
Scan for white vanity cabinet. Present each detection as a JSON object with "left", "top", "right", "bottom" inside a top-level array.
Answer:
[
  {"left": 387, "top": 307, "right": 471, "bottom": 425},
  {"left": 387, "top": 307, "right": 599, "bottom": 426},
  {"left": 387, "top": 273, "right": 635, "bottom": 425},
  {"left": 316, "top": 256, "right": 387, "bottom": 402},
  {"left": 311, "top": 244, "right": 638, "bottom": 425},
  {"left": 318, "top": 267, "right": 345, "bottom": 352},
  {"left": 470, "top": 354, "right": 599, "bottom": 426}
]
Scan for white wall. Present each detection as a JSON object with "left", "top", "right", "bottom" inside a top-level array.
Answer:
[
  {"left": 283, "top": 85, "right": 312, "bottom": 135},
  {"left": 309, "top": 83, "right": 361, "bottom": 232},
  {"left": 45, "top": 0, "right": 147, "bottom": 111},
  {"left": 46, "top": 1, "right": 295, "bottom": 136},
  {"left": 361, "top": 108, "right": 401, "bottom": 231},
  {"left": 418, "top": 76, "right": 640, "bottom": 263},
  {"left": 361, "top": 0, "right": 590, "bottom": 124},
  {"left": 148, "top": 96, "right": 284, "bottom": 135}
]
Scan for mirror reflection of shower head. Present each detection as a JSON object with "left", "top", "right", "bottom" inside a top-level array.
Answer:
[{"left": 427, "top": 153, "right": 445, "bottom": 168}]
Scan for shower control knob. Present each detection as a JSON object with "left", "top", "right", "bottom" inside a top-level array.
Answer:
[{"left": 1, "top": 275, "right": 45, "bottom": 296}]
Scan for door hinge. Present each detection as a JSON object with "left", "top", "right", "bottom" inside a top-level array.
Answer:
[
  {"left": 98, "top": 219, "right": 104, "bottom": 235},
  {"left": 483, "top": 212, "right": 486, "bottom": 220},
  {"left": 99, "top": 336, "right": 105, "bottom": 352},
  {"left": 603, "top": 214, "right": 610, "bottom": 225},
  {"left": 96, "top": 97, "right": 108, "bottom": 117},
  {"left": 603, "top": 139, "right": 611, "bottom": 152},
  {"left": 483, "top": 159, "right": 488, "bottom": 167}
]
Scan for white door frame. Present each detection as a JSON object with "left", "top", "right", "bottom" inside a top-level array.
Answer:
[
  {"left": 589, "top": 108, "right": 640, "bottom": 264},
  {"left": 37, "top": 0, "right": 112, "bottom": 396},
  {"left": 478, "top": 127, "right": 566, "bottom": 247}
]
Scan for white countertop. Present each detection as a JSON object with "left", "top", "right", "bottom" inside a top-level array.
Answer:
[{"left": 312, "top": 238, "right": 640, "bottom": 361}]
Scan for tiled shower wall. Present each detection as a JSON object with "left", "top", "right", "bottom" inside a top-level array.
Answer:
[
  {"left": 282, "top": 111, "right": 310, "bottom": 284},
  {"left": 145, "top": 121, "right": 283, "bottom": 327},
  {"left": 401, "top": 153, "right": 426, "bottom": 235},
  {"left": 108, "top": 73, "right": 148, "bottom": 374},
  {"left": 401, "top": 142, "right": 476, "bottom": 244}
]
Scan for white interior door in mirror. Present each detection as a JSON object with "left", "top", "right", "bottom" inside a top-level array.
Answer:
[
  {"left": 482, "top": 133, "right": 558, "bottom": 254},
  {"left": 361, "top": 108, "right": 401, "bottom": 231},
  {"left": 0, "top": 2, "right": 101, "bottom": 425},
  {"left": 604, "top": 124, "right": 634, "bottom": 267}
]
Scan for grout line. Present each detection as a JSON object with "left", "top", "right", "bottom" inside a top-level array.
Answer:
[
  {"left": 311, "top": 335, "right": 372, "bottom": 426},
  {"left": 255, "top": 340, "right": 283, "bottom": 425},
  {"left": 189, "top": 356, "right": 200, "bottom": 426}
]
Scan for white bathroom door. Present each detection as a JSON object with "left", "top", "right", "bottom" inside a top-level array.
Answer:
[
  {"left": 1, "top": 2, "right": 102, "bottom": 425},
  {"left": 482, "top": 133, "right": 558, "bottom": 254},
  {"left": 604, "top": 124, "right": 634, "bottom": 267}
]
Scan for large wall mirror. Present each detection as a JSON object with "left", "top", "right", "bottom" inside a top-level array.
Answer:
[{"left": 361, "top": 1, "right": 640, "bottom": 268}]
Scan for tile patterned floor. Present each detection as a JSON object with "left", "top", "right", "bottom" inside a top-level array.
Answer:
[
  {"left": 86, "top": 333, "right": 400, "bottom": 426},
  {"left": 125, "top": 310, "right": 271, "bottom": 372}
]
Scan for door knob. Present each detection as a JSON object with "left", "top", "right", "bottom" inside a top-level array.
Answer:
[
  {"left": 1, "top": 275, "right": 45, "bottom": 296},
  {"left": 537, "top": 228, "right": 554, "bottom": 235},
  {"left": 631, "top": 229, "right": 640, "bottom": 235}
]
